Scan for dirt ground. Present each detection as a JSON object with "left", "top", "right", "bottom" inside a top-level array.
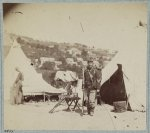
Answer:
[{"left": 4, "top": 100, "right": 146, "bottom": 131}]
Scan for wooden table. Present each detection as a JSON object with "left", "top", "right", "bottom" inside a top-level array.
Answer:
[
  {"left": 65, "top": 96, "right": 81, "bottom": 111},
  {"left": 49, "top": 95, "right": 81, "bottom": 113}
]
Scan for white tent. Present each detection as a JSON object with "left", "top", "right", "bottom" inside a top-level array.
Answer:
[
  {"left": 101, "top": 48, "right": 146, "bottom": 111},
  {"left": 55, "top": 71, "right": 78, "bottom": 82},
  {"left": 4, "top": 39, "right": 65, "bottom": 101}
]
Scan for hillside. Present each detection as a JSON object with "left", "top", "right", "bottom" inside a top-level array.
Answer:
[
  {"left": 17, "top": 35, "right": 116, "bottom": 64},
  {"left": 4, "top": 33, "right": 117, "bottom": 86}
]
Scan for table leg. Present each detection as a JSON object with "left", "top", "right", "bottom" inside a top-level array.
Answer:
[
  {"left": 67, "top": 100, "right": 73, "bottom": 110},
  {"left": 72, "top": 100, "right": 79, "bottom": 110}
]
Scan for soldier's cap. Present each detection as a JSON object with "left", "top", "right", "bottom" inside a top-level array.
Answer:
[{"left": 87, "top": 57, "right": 94, "bottom": 63}]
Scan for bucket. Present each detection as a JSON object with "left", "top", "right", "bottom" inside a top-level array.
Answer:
[{"left": 113, "top": 101, "right": 127, "bottom": 113}]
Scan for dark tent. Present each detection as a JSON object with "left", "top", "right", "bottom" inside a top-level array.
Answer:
[{"left": 100, "top": 64, "right": 128, "bottom": 105}]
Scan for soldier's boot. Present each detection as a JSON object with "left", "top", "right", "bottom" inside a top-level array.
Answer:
[
  {"left": 97, "top": 95, "right": 102, "bottom": 105},
  {"left": 87, "top": 108, "right": 90, "bottom": 115},
  {"left": 89, "top": 107, "right": 95, "bottom": 116},
  {"left": 90, "top": 112, "right": 94, "bottom": 116}
]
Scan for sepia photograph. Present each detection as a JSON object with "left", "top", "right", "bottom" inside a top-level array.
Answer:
[{"left": 2, "top": 2, "right": 147, "bottom": 131}]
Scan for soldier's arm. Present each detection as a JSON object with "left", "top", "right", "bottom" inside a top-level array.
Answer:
[{"left": 21, "top": 73, "right": 24, "bottom": 81}]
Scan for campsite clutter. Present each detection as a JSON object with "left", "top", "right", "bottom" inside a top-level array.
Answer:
[
  {"left": 4, "top": 37, "right": 146, "bottom": 130},
  {"left": 50, "top": 59, "right": 102, "bottom": 116},
  {"left": 4, "top": 38, "right": 146, "bottom": 113},
  {"left": 4, "top": 37, "right": 146, "bottom": 129},
  {"left": 49, "top": 71, "right": 81, "bottom": 113}
]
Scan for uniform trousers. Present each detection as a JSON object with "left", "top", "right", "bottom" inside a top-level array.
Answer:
[{"left": 84, "top": 89, "right": 97, "bottom": 114}]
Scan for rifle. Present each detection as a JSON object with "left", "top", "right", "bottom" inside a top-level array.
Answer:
[
  {"left": 49, "top": 97, "right": 66, "bottom": 113},
  {"left": 81, "top": 67, "right": 85, "bottom": 115},
  {"left": 49, "top": 84, "right": 69, "bottom": 113}
]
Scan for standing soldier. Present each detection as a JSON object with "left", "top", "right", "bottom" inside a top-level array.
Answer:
[
  {"left": 10, "top": 67, "right": 24, "bottom": 105},
  {"left": 83, "top": 58, "right": 102, "bottom": 116}
]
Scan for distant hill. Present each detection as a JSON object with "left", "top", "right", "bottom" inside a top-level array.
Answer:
[
  {"left": 16, "top": 35, "right": 117, "bottom": 61},
  {"left": 4, "top": 33, "right": 117, "bottom": 86}
]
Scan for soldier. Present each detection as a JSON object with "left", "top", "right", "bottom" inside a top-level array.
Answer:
[
  {"left": 84, "top": 58, "right": 102, "bottom": 116},
  {"left": 10, "top": 67, "right": 24, "bottom": 105}
]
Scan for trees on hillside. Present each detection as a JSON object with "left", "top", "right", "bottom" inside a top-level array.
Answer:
[
  {"left": 81, "top": 49, "right": 89, "bottom": 60},
  {"left": 40, "top": 61, "right": 55, "bottom": 70}
]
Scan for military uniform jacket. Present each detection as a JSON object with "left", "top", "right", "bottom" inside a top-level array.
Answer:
[{"left": 84, "top": 67, "right": 102, "bottom": 91}]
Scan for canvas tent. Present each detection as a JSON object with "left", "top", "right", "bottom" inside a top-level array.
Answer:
[
  {"left": 55, "top": 71, "right": 78, "bottom": 82},
  {"left": 4, "top": 39, "right": 65, "bottom": 101},
  {"left": 54, "top": 71, "right": 84, "bottom": 104},
  {"left": 100, "top": 49, "right": 146, "bottom": 112}
]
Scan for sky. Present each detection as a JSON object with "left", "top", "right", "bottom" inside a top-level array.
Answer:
[{"left": 3, "top": 3, "right": 147, "bottom": 51}]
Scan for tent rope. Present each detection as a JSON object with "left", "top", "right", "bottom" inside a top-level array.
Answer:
[
  {"left": 123, "top": 71, "right": 145, "bottom": 112},
  {"left": 101, "top": 104, "right": 117, "bottom": 130},
  {"left": 123, "top": 72, "right": 130, "bottom": 81}
]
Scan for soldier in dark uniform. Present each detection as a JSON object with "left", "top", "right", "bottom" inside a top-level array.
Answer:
[{"left": 84, "top": 58, "right": 102, "bottom": 116}]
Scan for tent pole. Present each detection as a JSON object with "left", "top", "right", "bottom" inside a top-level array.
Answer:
[{"left": 44, "top": 92, "right": 45, "bottom": 102}]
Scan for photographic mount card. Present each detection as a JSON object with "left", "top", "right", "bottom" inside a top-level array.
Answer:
[{"left": 0, "top": 1, "right": 149, "bottom": 133}]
